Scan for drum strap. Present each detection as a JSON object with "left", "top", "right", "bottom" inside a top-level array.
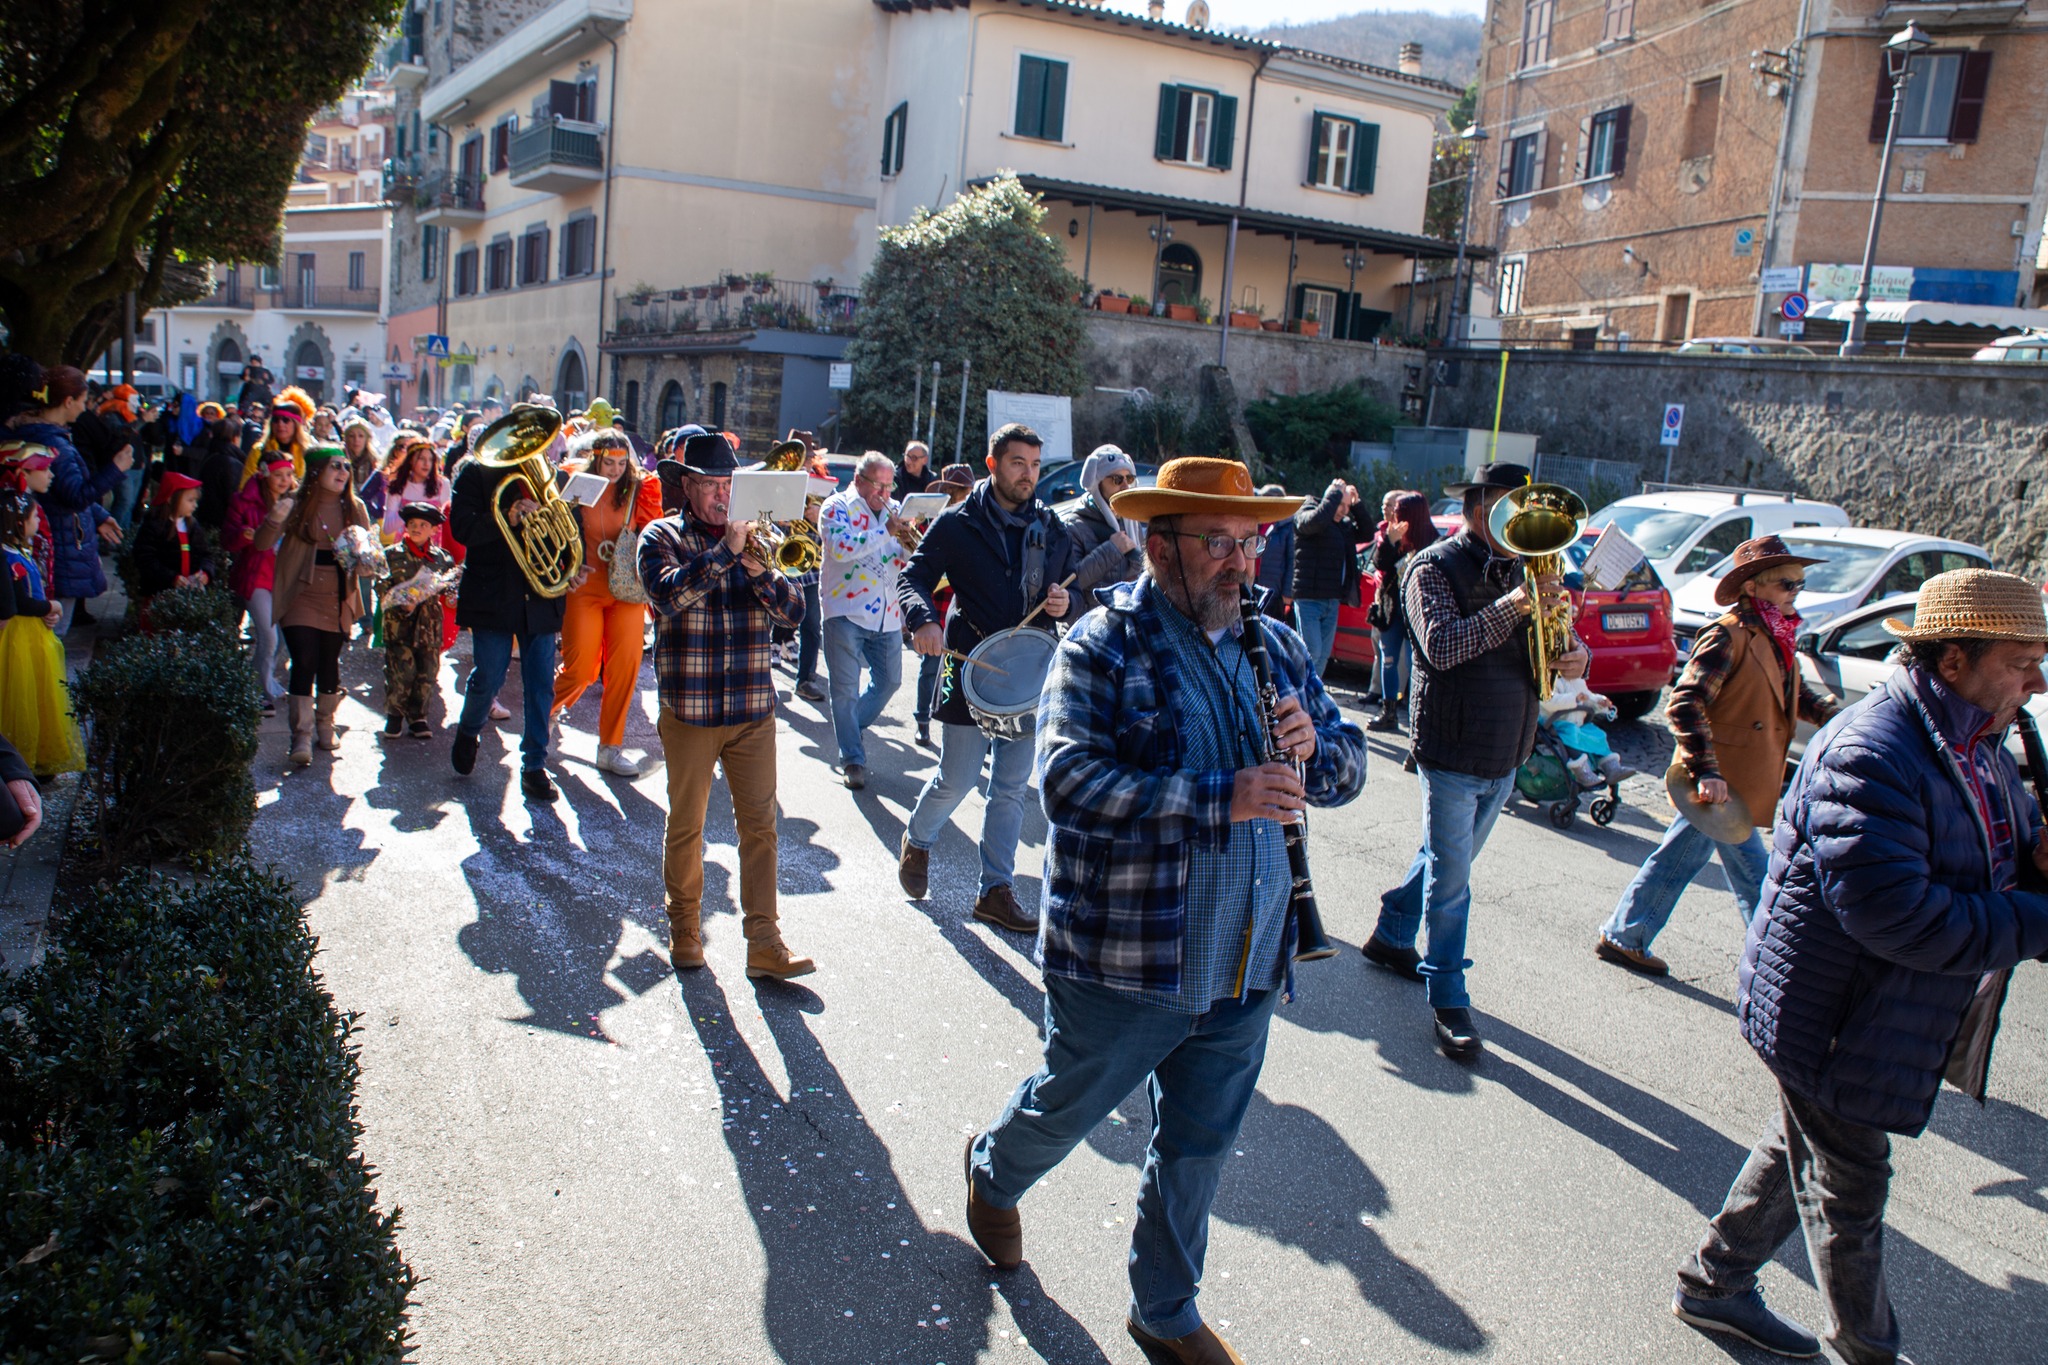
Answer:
[{"left": 1020, "top": 517, "right": 1046, "bottom": 609}]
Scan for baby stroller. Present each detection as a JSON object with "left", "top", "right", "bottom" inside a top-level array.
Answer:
[{"left": 1513, "top": 723, "right": 1624, "bottom": 830}]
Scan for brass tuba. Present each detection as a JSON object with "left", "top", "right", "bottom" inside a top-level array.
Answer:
[
  {"left": 744, "top": 438, "right": 824, "bottom": 575},
  {"left": 471, "top": 402, "right": 584, "bottom": 597},
  {"left": 1487, "top": 481, "right": 1588, "bottom": 701}
]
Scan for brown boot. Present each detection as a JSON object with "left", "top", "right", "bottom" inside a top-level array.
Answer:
[
  {"left": 287, "top": 697, "right": 314, "bottom": 768},
  {"left": 314, "top": 694, "right": 342, "bottom": 751},
  {"left": 744, "top": 939, "right": 816, "bottom": 980},
  {"left": 1126, "top": 1320, "right": 1246, "bottom": 1365},
  {"left": 667, "top": 909, "right": 705, "bottom": 971},
  {"left": 898, "top": 835, "right": 929, "bottom": 899},
  {"left": 963, "top": 1135, "right": 1021, "bottom": 1270},
  {"left": 973, "top": 884, "right": 1039, "bottom": 934}
]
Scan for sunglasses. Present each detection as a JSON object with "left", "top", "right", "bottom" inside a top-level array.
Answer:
[
  {"left": 1102, "top": 472, "right": 1136, "bottom": 488},
  {"left": 1760, "top": 576, "right": 1806, "bottom": 592}
]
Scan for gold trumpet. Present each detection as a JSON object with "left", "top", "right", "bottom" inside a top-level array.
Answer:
[
  {"left": 1487, "top": 481, "right": 1587, "bottom": 700},
  {"left": 743, "top": 438, "right": 825, "bottom": 575},
  {"left": 471, "top": 402, "right": 584, "bottom": 597}
]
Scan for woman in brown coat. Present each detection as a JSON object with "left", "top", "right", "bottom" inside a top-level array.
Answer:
[
  {"left": 1597, "top": 536, "right": 1840, "bottom": 974},
  {"left": 265, "top": 446, "right": 373, "bottom": 766}
]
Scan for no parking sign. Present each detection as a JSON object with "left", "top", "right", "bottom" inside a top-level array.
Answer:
[
  {"left": 1660, "top": 403, "right": 1685, "bottom": 447},
  {"left": 1779, "top": 292, "right": 1810, "bottom": 322}
]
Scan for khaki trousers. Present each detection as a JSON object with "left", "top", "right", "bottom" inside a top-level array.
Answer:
[{"left": 659, "top": 710, "right": 780, "bottom": 946}]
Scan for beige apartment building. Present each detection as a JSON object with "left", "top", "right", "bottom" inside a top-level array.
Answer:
[
  {"left": 1471, "top": 0, "right": 2048, "bottom": 348},
  {"left": 382, "top": 0, "right": 1462, "bottom": 450}
]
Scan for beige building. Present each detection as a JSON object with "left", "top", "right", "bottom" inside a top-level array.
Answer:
[{"left": 388, "top": 0, "right": 1461, "bottom": 449}]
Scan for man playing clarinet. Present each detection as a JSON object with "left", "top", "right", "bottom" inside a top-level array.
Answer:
[{"left": 963, "top": 457, "right": 1367, "bottom": 1365}]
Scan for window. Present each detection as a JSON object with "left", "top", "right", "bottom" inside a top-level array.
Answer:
[
  {"left": 1155, "top": 85, "right": 1237, "bottom": 169},
  {"left": 1497, "top": 257, "right": 1526, "bottom": 315},
  {"left": 560, "top": 214, "right": 597, "bottom": 278},
  {"left": 624, "top": 379, "right": 640, "bottom": 427},
  {"left": 1602, "top": 0, "right": 1634, "bottom": 42},
  {"left": 347, "top": 251, "right": 365, "bottom": 291},
  {"left": 421, "top": 225, "right": 438, "bottom": 281},
  {"left": 546, "top": 75, "right": 598, "bottom": 123},
  {"left": 517, "top": 224, "right": 549, "bottom": 287},
  {"left": 453, "top": 246, "right": 478, "bottom": 296},
  {"left": 556, "top": 350, "right": 586, "bottom": 412},
  {"left": 1499, "top": 130, "right": 1545, "bottom": 198},
  {"left": 489, "top": 115, "right": 517, "bottom": 174},
  {"left": 881, "top": 101, "right": 908, "bottom": 177},
  {"left": 458, "top": 135, "right": 482, "bottom": 181},
  {"left": 1581, "top": 105, "right": 1631, "bottom": 180},
  {"left": 1681, "top": 517, "right": 1751, "bottom": 575},
  {"left": 1874, "top": 51, "right": 1992, "bottom": 144},
  {"left": 296, "top": 253, "right": 316, "bottom": 301},
  {"left": 1309, "top": 113, "right": 1378, "bottom": 193},
  {"left": 1519, "top": 0, "right": 1554, "bottom": 69},
  {"left": 257, "top": 263, "right": 280, "bottom": 291},
  {"left": 1013, "top": 55, "right": 1068, "bottom": 142},
  {"left": 1876, "top": 551, "right": 1943, "bottom": 599},
  {"left": 485, "top": 237, "right": 513, "bottom": 292},
  {"left": 1833, "top": 611, "right": 1900, "bottom": 662},
  {"left": 1682, "top": 78, "right": 1722, "bottom": 161},
  {"left": 709, "top": 381, "right": 727, "bottom": 430},
  {"left": 658, "top": 380, "right": 685, "bottom": 431},
  {"left": 1660, "top": 290, "right": 1693, "bottom": 342}
]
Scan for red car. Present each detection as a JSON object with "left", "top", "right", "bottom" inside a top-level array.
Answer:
[{"left": 1328, "top": 523, "right": 1677, "bottom": 720}]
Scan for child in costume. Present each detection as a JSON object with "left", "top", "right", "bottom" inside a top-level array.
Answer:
[
  {"left": 130, "top": 471, "right": 216, "bottom": 601},
  {"left": 0, "top": 490, "right": 84, "bottom": 775},
  {"left": 380, "top": 502, "right": 458, "bottom": 739},
  {"left": 1540, "top": 674, "right": 1637, "bottom": 789}
]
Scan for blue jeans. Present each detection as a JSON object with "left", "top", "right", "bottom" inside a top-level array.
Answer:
[
  {"left": 1295, "top": 599, "right": 1339, "bottom": 675},
  {"left": 822, "top": 614, "right": 902, "bottom": 767},
  {"left": 1601, "top": 811, "right": 1770, "bottom": 953},
  {"left": 972, "top": 975, "right": 1278, "bottom": 1340},
  {"left": 915, "top": 649, "right": 941, "bottom": 724},
  {"left": 110, "top": 466, "right": 145, "bottom": 530},
  {"left": 459, "top": 627, "right": 558, "bottom": 772},
  {"left": 904, "top": 722, "right": 1034, "bottom": 893},
  {"left": 1374, "top": 764, "right": 1517, "bottom": 1008},
  {"left": 1376, "top": 622, "right": 1409, "bottom": 700},
  {"left": 796, "top": 580, "right": 821, "bottom": 684}
]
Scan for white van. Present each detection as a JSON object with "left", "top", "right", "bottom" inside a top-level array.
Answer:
[{"left": 1584, "top": 485, "right": 1849, "bottom": 590}]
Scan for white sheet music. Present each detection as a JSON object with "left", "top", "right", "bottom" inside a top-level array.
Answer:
[{"left": 1580, "top": 525, "right": 1648, "bottom": 591}]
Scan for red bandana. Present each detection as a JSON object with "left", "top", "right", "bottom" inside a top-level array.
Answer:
[{"left": 1754, "top": 599, "right": 1800, "bottom": 676}]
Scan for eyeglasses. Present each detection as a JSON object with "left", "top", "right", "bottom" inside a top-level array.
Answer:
[
  {"left": 1173, "top": 530, "right": 1267, "bottom": 561},
  {"left": 856, "top": 472, "right": 891, "bottom": 490},
  {"left": 1102, "top": 472, "right": 1136, "bottom": 488},
  {"left": 1761, "top": 576, "right": 1806, "bottom": 591}
]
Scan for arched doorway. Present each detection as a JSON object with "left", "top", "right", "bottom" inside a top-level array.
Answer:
[
  {"left": 292, "top": 339, "right": 326, "bottom": 401},
  {"left": 517, "top": 374, "right": 538, "bottom": 403},
  {"left": 1157, "top": 243, "right": 1202, "bottom": 307},
  {"left": 658, "top": 380, "right": 685, "bottom": 432},
  {"left": 212, "top": 335, "right": 244, "bottom": 403},
  {"left": 556, "top": 348, "right": 587, "bottom": 412}
]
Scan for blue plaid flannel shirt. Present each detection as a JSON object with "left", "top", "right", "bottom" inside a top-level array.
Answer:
[
  {"left": 638, "top": 514, "right": 803, "bottom": 726},
  {"left": 1036, "top": 576, "right": 1368, "bottom": 995}
]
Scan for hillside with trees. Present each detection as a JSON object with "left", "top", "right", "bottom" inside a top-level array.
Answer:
[{"left": 1245, "top": 9, "right": 1482, "bottom": 85}]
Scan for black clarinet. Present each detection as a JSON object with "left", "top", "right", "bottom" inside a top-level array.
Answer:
[
  {"left": 1237, "top": 584, "right": 1339, "bottom": 962},
  {"left": 2016, "top": 711, "right": 2048, "bottom": 817}
]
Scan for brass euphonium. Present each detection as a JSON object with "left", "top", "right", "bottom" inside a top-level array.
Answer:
[
  {"left": 471, "top": 402, "right": 584, "bottom": 598},
  {"left": 744, "top": 438, "right": 824, "bottom": 575},
  {"left": 1487, "top": 481, "right": 1588, "bottom": 701}
]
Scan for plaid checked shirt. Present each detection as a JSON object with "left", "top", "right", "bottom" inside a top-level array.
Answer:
[
  {"left": 638, "top": 514, "right": 802, "bottom": 726},
  {"left": 1036, "top": 576, "right": 1368, "bottom": 996}
]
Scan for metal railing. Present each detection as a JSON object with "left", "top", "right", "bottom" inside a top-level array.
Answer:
[
  {"left": 276, "top": 284, "right": 380, "bottom": 312},
  {"left": 193, "top": 279, "right": 255, "bottom": 310},
  {"left": 610, "top": 276, "right": 861, "bottom": 340},
  {"left": 417, "top": 169, "right": 485, "bottom": 214},
  {"left": 509, "top": 119, "right": 603, "bottom": 176},
  {"left": 382, "top": 156, "right": 420, "bottom": 202}
]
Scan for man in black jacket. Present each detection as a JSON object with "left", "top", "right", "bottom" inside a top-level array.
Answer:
[
  {"left": 448, "top": 403, "right": 577, "bottom": 803},
  {"left": 894, "top": 440, "right": 938, "bottom": 496},
  {"left": 1290, "top": 476, "right": 1372, "bottom": 677},
  {"left": 898, "top": 423, "right": 1079, "bottom": 933},
  {"left": 1362, "top": 463, "right": 1587, "bottom": 1060}
]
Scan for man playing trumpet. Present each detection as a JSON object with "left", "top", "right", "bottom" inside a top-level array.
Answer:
[{"left": 819, "top": 450, "right": 914, "bottom": 790}]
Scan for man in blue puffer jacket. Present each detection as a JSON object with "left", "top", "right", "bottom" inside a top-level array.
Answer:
[{"left": 1672, "top": 569, "right": 2048, "bottom": 1363}]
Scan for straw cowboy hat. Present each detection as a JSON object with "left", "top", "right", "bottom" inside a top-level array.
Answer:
[
  {"left": 1883, "top": 568, "right": 2048, "bottom": 642},
  {"left": 1713, "top": 534, "right": 1827, "bottom": 606},
  {"left": 1110, "top": 457, "right": 1304, "bottom": 522}
]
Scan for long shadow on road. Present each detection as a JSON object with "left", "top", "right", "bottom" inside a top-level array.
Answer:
[{"left": 681, "top": 971, "right": 1111, "bottom": 1364}]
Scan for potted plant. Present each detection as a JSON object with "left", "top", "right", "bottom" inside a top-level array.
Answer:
[
  {"left": 1127, "top": 294, "right": 1149, "bottom": 317},
  {"left": 1229, "top": 302, "right": 1262, "bottom": 329},
  {"left": 678, "top": 315, "right": 700, "bottom": 333},
  {"left": 1096, "top": 292, "right": 1130, "bottom": 314},
  {"left": 751, "top": 270, "right": 775, "bottom": 294},
  {"left": 1195, "top": 297, "right": 1214, "bottom": 325},
  {"left": 1287, "top": 318, "right": 1321, "bottom": 337},
  {"left": 1260, "top": 318, "right": 1285, "bottom": 332},
  {"left": 1166, "top": 301, "right": 1198, "bottom": 322},
  {"left": 726, "top": 273, "right": 748, "bottom": 292},
  {"left": 813, "top": 277, "right": 835, "bottom": 294},
  {"left": 627, "top": 281, "right": 655, "bottom": 305},
  {"left": 692, "top": 285, "right": 710, "bottom": 299}
]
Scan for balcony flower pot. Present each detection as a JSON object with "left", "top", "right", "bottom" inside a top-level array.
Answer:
[
  {"left": 1167, "top": 303, "right": 1198, "bottom": 322},
  {"left": 727, "top": 275, "right": 748, "bottom": 292},
  {"left": 1260, "top": 319, "right": 1284, "bottom": 332},
  {"left": 692, "top": 286, "right": 710, "bottom": 299},
  {"left": 1229, "top": 311, "right": 1261, "bottom": 329},
  {"left": 1287, "top": 319, "right": 1321, "bottom": 337},
  {"left": 1096, "top": 295, "right": 1130, "bottom": 314}
]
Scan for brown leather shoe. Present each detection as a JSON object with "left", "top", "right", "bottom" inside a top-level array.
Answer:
[
  {"left": 668, "top": 911, "right": 705, "bottom": 971},
  {"left": 1126, "top": 1319, "right": 1247, "bottom": 1365},
  {"left": 963, "top": 1135, "right": 1021, "bottom": 1270},
  {"left": 972, "top": 884, "right": 1038, "bottom": 934},
  {"left": 745, "top": 940, "right": 816, "bottom": 980},
  {"left": 1595, "top": 936, "right": 1669, "bottom": 977},
  {"left": 898, "top": 836, "right": 929, "bottom": 899}
]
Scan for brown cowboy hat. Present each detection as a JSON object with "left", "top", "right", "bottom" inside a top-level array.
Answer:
[
  {"left": 1110, "top": 457, "right": 1304, "bottom": 522},
  {"left": 1883, "top": 568, "right": 2048, "bottom": 643},
  {"left": 1713, "top": 534, "right": 1826, "bottom": 606}
]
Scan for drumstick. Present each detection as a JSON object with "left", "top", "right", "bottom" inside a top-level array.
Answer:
[
  {"left": 1016, "top": 572, "right": 1079, "bottom": 631},
  {"left": 944, "top": 648, "right": 1011, "bottom": 678}
]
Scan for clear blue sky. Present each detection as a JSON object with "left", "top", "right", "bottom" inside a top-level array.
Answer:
[{"left": 1132, "top": 0, "right": 1487, "bottom": 25}]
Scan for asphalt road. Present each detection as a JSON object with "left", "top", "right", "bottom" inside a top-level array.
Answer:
[{"left": 255, "top": 642, "right": 2048, "bottom": 1364}]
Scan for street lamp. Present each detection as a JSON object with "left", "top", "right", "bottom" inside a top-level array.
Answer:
[
  {"left": 1445, "top": 123, "right": 1489, "bottom": 348},
  {"left": 1840, "top": 21, "right": 1932, "bottom": 357}
]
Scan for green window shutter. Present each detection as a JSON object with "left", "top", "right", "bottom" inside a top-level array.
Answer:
[
  {"left": 1017, "top": 57, "right": 1047, "bottom": 138},
  {"left": 1307, "top": 112, "right": 1326, "bottom": 184},
  {"left": 1351, "top": 121, "right": 1379, "bottom": 194},
  {"left": 1209, "top": 93, "right": 1237, "bottom": 169},
  {"left": 1042, "top": 60, "right": 1067, "bottom": 142},
  {"left": 1156, "top": 84, "right": 1180, "bottom": 159}
]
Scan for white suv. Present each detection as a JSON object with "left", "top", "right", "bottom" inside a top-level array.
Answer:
[{"left": 1585, "top": 486, "right": 1849, "bottom": 590}]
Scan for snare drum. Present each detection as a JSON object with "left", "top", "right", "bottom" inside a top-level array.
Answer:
[{"left": 959, "top": 627, "right": 1058, "bottom": 741}]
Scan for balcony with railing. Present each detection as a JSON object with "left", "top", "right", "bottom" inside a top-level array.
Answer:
[
  {"left": 417, "top": 169, "right": 486, "bottom": 225},
  {"left": 277, "top": 283, "right": 381, "bottom": 313},
  {"left": 609, "top": 276, "right": 862, "bottom": 346},
  {"left": 383, "top": 155, "right": 421, "bottom": 204},
  {"left": 192, "top": 276, "right": 256, "bottom": 310},
  {"left": 308, "top": 145, "right": 361, "bottom": 179},
  {"left": 508, "top": 119, "right": 605, "bottom": 194}
]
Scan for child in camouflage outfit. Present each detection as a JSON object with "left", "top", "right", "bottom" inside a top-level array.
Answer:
[{"left": 381, "top": 502, "right": 457, "bottom": 739}]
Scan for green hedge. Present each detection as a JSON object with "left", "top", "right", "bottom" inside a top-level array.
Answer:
[
  {"left": 70, "top": 597, "right": 260, "bottom": 870},
  {"left": 0, "top": 863, "right": 415, "bottom": 1361},
  {"left": 1242, "top": 382, "right": 1400, "bottom": 488}
]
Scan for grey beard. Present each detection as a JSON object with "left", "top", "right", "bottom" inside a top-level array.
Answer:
[{"left": 1159, "top": 572, "right": 1242, "bottom": 632}]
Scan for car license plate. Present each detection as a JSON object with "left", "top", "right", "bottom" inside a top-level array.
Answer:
[{"left": 1603, "top": 611, "right": 1651, "bottom": 633}]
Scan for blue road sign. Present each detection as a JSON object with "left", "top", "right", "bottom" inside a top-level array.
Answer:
[{"left": 1779, "top": 292, "right": 1809, "bottom": 322}]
